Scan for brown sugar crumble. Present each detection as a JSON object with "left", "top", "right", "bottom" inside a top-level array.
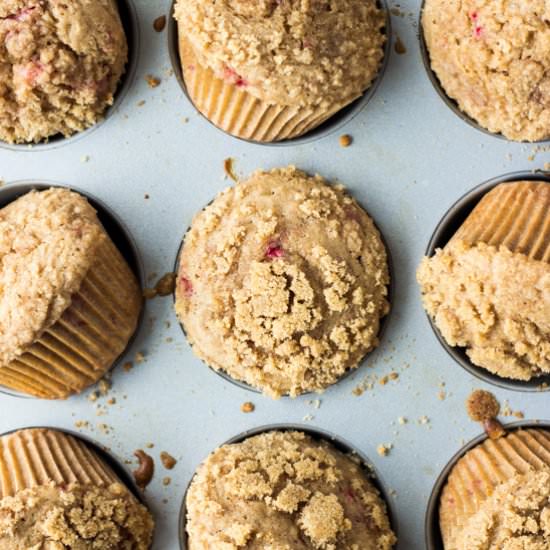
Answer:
[
  {"left": 377, "top": 443, "right": 392, "bottom": 457},
  {"left": 162, "top": 477, "right": 171, "bottom": 486},
  {"left": 339, "top": 134, "right": 352, "bottom": 147},
  {"left": 223, "top": 157, "right": 238, "bottom": 182},
  {"left": 240, "top": 401, "right": 255, "bottom": 413},
  {"left": 144, "top": 272, "right": 177, "bottom": 299},
  {"left": 146, "top": 75, "right": 161, "bottom": 88},
  {"left": 160, "top": 451, "right": 177, "bottom": 470},
  {"left": 133, "top": 450, "right": 154, "bottom": 490},
  {"left": 394, "top": 36, "right": 406, "bottom": 54},
  {"left": 466, "top": 389, "right": 505, "bottom": 440},
  {"left": 153, "top": 15, "right": 167, "bottom": 32}
]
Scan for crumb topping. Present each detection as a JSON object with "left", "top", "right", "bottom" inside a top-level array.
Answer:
[
  {"left": 422, "top": 0, "right": 550, "bottom": 141},
  {"left": 174, "top": 0, "right": 386, "bottom": 108},
  {"left": 175, "top": 166, "right": 390, "bottom": 397},
  {"left": 0, "top": 483, "right": 154, "bottom": 549},
  {"left": 185, "top": 431, "right": 396, "bottom": 549},
  {"left": 417, "top": 241, "right": 550, "bottom": 381},
  {"left": 0, "top": 188, "right": 105, "bottom": 367},
  {"left": 0, "top": 0, "right": 128, "bottom": 144},
  {"left": 466, "top": 390, "right": 500, "bottom": 422}
]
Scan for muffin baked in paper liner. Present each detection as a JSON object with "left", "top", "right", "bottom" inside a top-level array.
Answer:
[
  {"left": 439, "top": 428, "right": 550, "bottom": 549},
  {"left": 0, "top": 236, "right": 142, "bottom": 399}
]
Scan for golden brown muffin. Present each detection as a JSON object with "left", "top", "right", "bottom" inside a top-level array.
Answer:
[
  {"left": 186, "top": 431, "right": 396, "bottom": 549},
  {"left": 417, "top": 181, "right": 550, "bottom": 381},
  {"left": 0, "top": 0, "right": 128, "bottom": 144},
  {"left": 175, "top": 167, "right": 390, "bottom": 397},
  {"left": 0, "top": 188, "right": 142, "bottom": 398},
  {"left": 439, "top": 428, "right": 550, "bottom": 550},
  {"left": 0, "top": 428, "right": 154, "bottom": 549},
  {"left": 422, "top": 0, "right": 550, "bottom": 142},
  {"left": 174, "top": 0, "right": 386, "bottom": 141}
]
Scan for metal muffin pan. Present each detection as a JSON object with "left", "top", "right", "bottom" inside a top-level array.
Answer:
[
  {"left": 0, "top": 0, "right": 549, "bottom": 548},
  {"left": 178, "top": 423, "right": 398, "bottom": 549},
  {"left": 0, "top": 0, "right": 140, "bottom": 152},
  {"left": 0, "top": 181, "right": 145, "bottom": 399},
  {"left": 424, "top": 171, "right": 550, "bottom": 393},
  {"left": 167, "top": 0, "right": 392, "bottom": 146},
  {"left": 425, "top": 420, "right": 550, "bottom": 550}
]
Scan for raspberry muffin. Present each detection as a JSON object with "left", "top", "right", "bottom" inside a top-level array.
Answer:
[
  {"left": 185, "top": 430, "right": 396, "bottom": 549},
  {"left": 175, "top": 167, "right": 390, "bottom": 397},
  {"left": 417, "top": 181, "right": 550, "bottom": 382},
  {"left": 439, "top": 427, "right": 550, "bottom": 549},
  {"left": 0, "top": 428, "right": 154, "bottom": 549},
  {"left": 174, "top": 0, "right": 386, "bottom": 142},
  {"left": 0, "top": 0, "right": 128, "bottom": 144},
  {"left": 0, "top": 188, "right": 142, "bottom": 398},
  {"left": 422, "top": 0, "right": 550, "bottom": 141}
]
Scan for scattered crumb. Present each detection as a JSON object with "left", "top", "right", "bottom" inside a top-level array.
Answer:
[
  {"left": 135, "top": 352, "right": 146, "bottom": 364},
  {"left": 144, "top": 193, "right": 150, "bottom": 200},
  {"left": 418, "top": 416, "right": 430, "bottom": 425},
  {"left": 146, "top": 75, "right": 161, "bottom": 88},
  {"left": 153, "top": 15, "right": 166, "bottom": 32},
  {"left": 80, "top": 155, "right": 90, "bottom": 163},
  {"left": 98, "top": 378, "right": 111, "bottom": 396},
  {"left": 240, "top": 401, "right": 255, "bottom": 413},
  {"left": 88, "top": 391, "right": 99, "bottom": 403},
  {"left": 466, "top": 389, "right": 500, "bottom": 422},
  {"left": 398, "top": 417, "right": 407, "bottom": 425},
  {"left": 107, "top": 398, "right": 116, "bottom": 405},
  {"left": 74, "top": 420, "right": 89, "bottom": 429},
  {"left": 513, "top": 410, "right": 525, "bottom": 419},
  {"left": 394, "top": 36, "right": 407, "bottom": 54},
  {"left": 137, "top": 100, "right": 146, "bottom": 107},
  {"left": 377, "top": 444, "right": 392, "bottom": 457},
  {"left": 97, "top": 423, "right": 110, "bottom": 434},
  {"left": 438, "top": 390, "right": 446, "bottom": 400},
  {"left": 302, "top": 414, "right": 314, "bottom": 422},
  {"left": 162, "top": 477, "right": 171, "bottom": 486},
  {"left": 339, "top": 134, "right": 352, "bottom": 148},
  {"left": 145, "top": 443, "right": 154, "bottom": 449},
  {"left": 160, "top": 452, "right": 177, "bottom": 470},
  {"left": 133, "top": 450, "right": 155, "bottom": 490},
  {"left": 223, "top": 157, "right": 238, "bottom": 182},
  {"left": 123, "top": 361, "right": 133, "bottom": 372},
  {"left": 309, "top": 399, "right": 321, "bottom": 409}
]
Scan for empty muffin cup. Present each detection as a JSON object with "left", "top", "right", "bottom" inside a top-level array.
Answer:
[
  {"left": 420, "top": 171, "right": 550, "bottom": 392},
  {"left": 0, "top": 426, "right": 154, "bottom": 548},
  {"left": 425, "top": 420, "right": 550, "bottom": 550},
  {"left": 0, "top": 0, "right": 139, "bottom": 151},
  {"left": 0, "top": 182, "right": 144, "bottom": 399},
  {"left": 168, "top": 0, "right": 391, "bottom": 146},
  {"left": 179, "top": 424, "right": 397, "bottom": 549}
]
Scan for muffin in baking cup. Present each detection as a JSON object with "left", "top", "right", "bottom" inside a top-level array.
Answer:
[
  {"left": 0, "top": 184, "right": 143, "bottom": 399},
  {"left": 172, "top": 0, "right": 388, "bottom": 143},
  {"left": 0, "top": 427, "right": 154, "bottom": 548},
  {"left": 417, "top": 176, "right": 550, "bottom": 386},
  {"left": 180, "top": 425, "right": 397, "bottom": 549},
  {"left": 0, "top": 0, "right": 139, "bottom": 149},
  {"left": 174, "top": 167, "right": 391, "bottom": 398},
  {"left": 421, "top": 0, "right": 550, "bottom": 142},
  {"left": 426, "top": 422, "right": 550, "bottom": 550}
]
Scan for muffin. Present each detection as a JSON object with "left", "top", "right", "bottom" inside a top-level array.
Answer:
[
  {"left": 417, "top": 181, "right": 550, "bottom": 382},
  {"left": 175, "top": 167, "right": 390, "bottom": 397},
  {"left": 0, "top": 428, "right": 154, "bottom": 548},
  {"left": 439, "top": 427, "right": 550, "bottom": 549},
  {"left": 422, "top": 0, "right": 550, "bottom": 142},
  {"left": 185, "top": 430, "right": 396, "bottom": 549},
  {"left": 0, "top": 188, "right": 142, "bottom": 398},
  {"left": 0, "top": 0, "right": 128, "bottom": 144},
  {"left": 173, "top": 0, "right": 386, "bottom": 142}
]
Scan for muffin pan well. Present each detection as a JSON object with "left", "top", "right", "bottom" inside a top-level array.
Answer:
[{"left": 0, "top": 0, "right": 549, "bottom": 548}]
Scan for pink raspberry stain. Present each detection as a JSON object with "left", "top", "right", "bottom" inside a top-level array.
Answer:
[
  {"left": 344, "top": 487, "right": 356, "bottom": 503},
  {"left": 265, "top": 241, "right": 284, "bottom": 259},
  {"left": 15, "top": 60, "right": 45, "bottom": 86},
  {"left": 6, "top": 6, "right": 36, "bottom": 21},
  {"left": 180, "top": 275, "right": 193, "bottom": 296},
  {"left": 469, "top": 11, "right": 483, "bottom": 38},
  {"left": 222, "top": 65, "right": 248, "bottom": 88}
]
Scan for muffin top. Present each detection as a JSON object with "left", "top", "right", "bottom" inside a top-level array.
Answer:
[
  {"left": 174, "top": 0, "right": 386, "bottom": 109},
  {"left": 185, "top": 431, "right": 396, "bottom": 549},
  {"left": 0, "top": 0, "right": 128, "bottom": 144},
  {"left": 0, "top": 482, "right": 154, "bottom": 549},
  {"left": 422, "top": 0, "right": 550, "bottom": 141},
  {"left": 0, "top": 188, "right": 106, "bottom": 367},
  {"left": 417, "top": 182, "right": 550, "bottom": 381},
  {"left": 175, "top": 167, "right": 390, "bottom": 397}
]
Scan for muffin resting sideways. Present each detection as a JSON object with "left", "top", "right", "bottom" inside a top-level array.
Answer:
[
  {"left": 0, "top": 0, "right": 128, "bottom": 144},
  {"left": 185, "top": 431, "right": 396, "bottom": 549},
  {"left": 175, "top": 167, "right": 390, "bottom": 397}
]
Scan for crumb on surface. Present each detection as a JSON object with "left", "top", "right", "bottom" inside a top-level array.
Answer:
[
  {"left": 466, "top": 389, "right": 500, "bottom": 422},
  {"left": 133, "top": 450, "right": 154, "bottom": 490},
  {"left": 160, "top": 451, "right": 177, "bottom": 470},
  {"left": 339, "top": 134, "right": 352, "bottom": 147},
  {"left": 223, "top": 157, "right": 238, "bottom": 181},
  {"left": 146, "top": 75, "right": 161, "bottom": 88},
  {"left": 377, "top": 443, "right": 392, "bottom": 456},
  {"left": 240, "top": 401, "right": 255, "bottom": 413},
  {"left": 153, "top": 15, "right": 167, "bottom": 32}
]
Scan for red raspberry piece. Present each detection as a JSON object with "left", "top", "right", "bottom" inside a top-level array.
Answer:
[
  {"left": 265, "top": 241, "right": 283, "bottom": 259},
  {"left": 180, "top": 276, "right": 193, "bottom": 296}
]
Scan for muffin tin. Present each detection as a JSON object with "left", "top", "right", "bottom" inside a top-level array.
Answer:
[{"left": 0, "top": 0, "right": 548, "bottom": 548}]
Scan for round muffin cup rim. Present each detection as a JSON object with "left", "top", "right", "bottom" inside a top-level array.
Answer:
[
  {"left": 424, "top": 419, "right": 550, "bottom": 550},
  {"left": 423, "top": 170, "right": 550, "bottom": 393},
  {"left": 0, "top": 0, "right": 140, "bottom": 152},
  {"left": 167, "top": 0, "right": 392, "bottom": 147},
  {"left": 0, "top": 180, "right": 145, "bottom": 399},
  {"left": 418, "top": 1, "right": 550, "bottom": 144},
  {"left": 178, "top": 423, "right": 399, "bottom": 550},
  {"left": 171, "top": 179, "right": 395, "bottom": 397}
]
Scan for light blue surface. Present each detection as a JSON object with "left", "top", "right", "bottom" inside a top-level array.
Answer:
[{"left": 0, "top": 1, "right": 548, "bottom": 548}]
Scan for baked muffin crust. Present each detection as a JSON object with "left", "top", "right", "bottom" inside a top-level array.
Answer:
[
  {"left": 175, "top": 167, "right": 390, "bottom": 397},
  {"left": 0, "top": 0, "right": 128, "bottom": 144},
  {"left": 422, "top": 0, "right": 550, "bottom": 141},
  {"left": 0, "top": 188, "right": 105, "bottom": 367},
  {"left": 174, "top": 0, "right": 386, "bottom": 109},
  {"left": 185, "top": 431, "right": 396, "bottom": 549}
]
